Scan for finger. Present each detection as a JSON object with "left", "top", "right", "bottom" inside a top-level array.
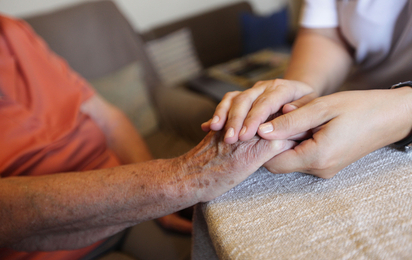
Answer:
[
  {"left": 239, "top": 84, "right": 297, "bottom": 141},
  {"left": 239, "top": 82, "right": 314, "bottom": 141},
  {"left": 223, "top": 87, "right": 267, "bottom": 143},
  {"left": 258, "top": 98, "right": 335, "bottom": 140},
  {"left": 209, "top": 91, "right": 241, "bottom": 132},
  {"left": 201, "top": 119, "right": 212, "bottom": 132},
  {"left": 282, "top": 92, "right": 317, "bottom": 114}
]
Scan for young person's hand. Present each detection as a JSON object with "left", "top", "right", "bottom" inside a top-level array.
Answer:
[
  {"left": 201, "top": 79, "right": 316, "bottom": 144},
  {"left": 260, "top": 88, "right": 412, "bottom": 178}
]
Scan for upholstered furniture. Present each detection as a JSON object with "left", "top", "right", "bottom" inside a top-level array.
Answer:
[
  {"left": 193, "top": 146, "right": 412, "bottom": 259},
  {"left": 24, "top": 0, "right": 256, "bottom": 158}
]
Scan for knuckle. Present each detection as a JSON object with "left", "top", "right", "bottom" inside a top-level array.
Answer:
[
  {"left": 274, "top": 78, "right": 285, "bottom": 84},
  {"left": 273, "top": 78, "right": 288, "bottom": 88},
  {"left": 252, "top": 95, "right": 271, "bottom": 107},
  {"left": 223, "top": 91, "right": 241, "bottom": 99},
  {"left": 310, "top": 98, "right": 330, "bottom": 114},
  {"left": 253, "top": 80, "right": 266, "bottom": 87},
  {"left": 277, "top": 114, "right": 296, "bottom": 129},
  {"left": 253, "top": 79, "right": 279, "bottom": 89},
  {"left": 227, "top": 113, "right": 246, "bottom": 123},
  {"left": 233, "top": 92, "right": 253, "bottom": 104},
  {"left": 245, "top": 113, "right": 264, "bottom": 123}
]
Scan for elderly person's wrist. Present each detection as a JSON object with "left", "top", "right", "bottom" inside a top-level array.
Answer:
[{"left": 175, "top": 131, "right": 296, "bottom": 202}]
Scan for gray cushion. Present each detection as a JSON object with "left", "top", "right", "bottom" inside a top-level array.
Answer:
[
  {"left": 25, "top": 0, "right": 159, "bottom": 90},
  {"left": 145, "top": 28, "right": 202, "bottom": 87}
]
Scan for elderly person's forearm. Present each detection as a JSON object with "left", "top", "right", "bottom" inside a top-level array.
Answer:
[{"left": 0, "top": 131, "right": 293, "bottom": 251}]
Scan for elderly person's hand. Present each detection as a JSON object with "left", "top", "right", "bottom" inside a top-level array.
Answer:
[{"left": 180, "top": 130, "right": 295, "bottom": 202}]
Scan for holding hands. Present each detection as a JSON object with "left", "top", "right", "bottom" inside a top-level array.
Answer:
[
  {"left": 203, "top": 79, "right": 412, "bottom": 179},
  {"left": 201, "top": 79, "right": 316, "bottom": 143}
]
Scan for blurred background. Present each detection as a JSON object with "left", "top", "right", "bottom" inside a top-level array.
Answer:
[
  {"left": 0, "top": 0, "right": 303, "bottom": 160},
  {"left": 0, "top": 0, "right": 300, "bottom": 32}
]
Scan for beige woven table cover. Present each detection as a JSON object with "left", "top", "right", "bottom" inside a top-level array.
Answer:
[{"left": 192, "top": 147, "right": 412, "bottom": 259}]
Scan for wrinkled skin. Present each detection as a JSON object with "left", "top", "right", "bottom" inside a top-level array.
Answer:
[
  {"left": 0, "top": 131, "right": 294, "bottom": 251},
  {"left": 180, "top": 131, "right": 295, "bottom": 202}
]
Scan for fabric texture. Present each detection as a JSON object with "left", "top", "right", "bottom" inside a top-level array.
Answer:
[
  {"left": 300, "top": 0, "right": 338, "bottom": 28},
  {"left": 145, "top": 28, "right": 202, "bottom": 87},
  {"left": 89, "top": 61, "right": 158, "bottom": 137},
  {"left": 193, "top": 146, "right": 412, "bottom": 259},
  {"left": 240, "top": 7, "right": 289, "bottom": 54},
  {"left": 0, "top": 15, "right": 119, "bottom": 259}
]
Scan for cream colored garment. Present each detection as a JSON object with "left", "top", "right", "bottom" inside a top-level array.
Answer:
[
  {"left": 193, "top": 146, "right": 412, "bottom": 259},
  {"left": 301, "top": 0, "right": 412, "bottom": 90}
]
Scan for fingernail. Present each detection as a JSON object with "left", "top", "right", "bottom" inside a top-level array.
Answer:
[
  {"left": 288, "top": 104, "right": 298, "bottom": 110},
  {"left": 259, "top": 123, "right": 274, "bottom": 134},
  {"left": 225, "top": 128, "right": 234, "bottom": 138},
  {"left": 239, "top": 126, "right": 247, "bottom": 136},
  {"left": 211, "top": 115, "right": 219, "bottom": 124}
]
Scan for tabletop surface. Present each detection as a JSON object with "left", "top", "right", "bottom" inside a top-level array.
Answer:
[{"left": 193, "top": 147, "right": 412, "bottom": 260}]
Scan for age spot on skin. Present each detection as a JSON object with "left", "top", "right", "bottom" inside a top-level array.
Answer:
[
  {"left": 140, "top": 185, "right": 145, "bottom": 190},
  {"left": 229, "top": 180, "right": 235, "bottom": 185},
  {"left": 204, "top": 180, "right": 210, "bottom": 186}
]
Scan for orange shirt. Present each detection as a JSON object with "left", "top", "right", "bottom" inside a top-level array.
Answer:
[{"left": 0, "top": 15, "right": 121, "bottom": 259}]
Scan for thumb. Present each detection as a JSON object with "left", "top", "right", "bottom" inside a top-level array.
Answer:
[{"left": 258, "top": 100, "right": 333, "bottom": 140}]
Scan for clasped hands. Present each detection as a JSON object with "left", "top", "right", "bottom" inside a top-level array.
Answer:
[
  {"left": 202, "top": 79, "right": 412, "bottom": 179},
  {"left": 160, "top": 79, "right": 412, "bottom": 234}
]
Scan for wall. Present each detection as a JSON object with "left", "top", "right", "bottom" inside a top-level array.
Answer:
[{"left": 0, "top": 0, "right": 290, "bottom": 32}]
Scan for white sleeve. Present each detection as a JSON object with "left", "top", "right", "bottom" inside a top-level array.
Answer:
[{"left": 300, "top": 0, "right": 339, "bottom": 28}]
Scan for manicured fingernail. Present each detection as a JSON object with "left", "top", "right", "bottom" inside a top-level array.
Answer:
[
  {"left": 211, "top": 115, "right": 219, "bottom": 124},
  {"left": 225, "top": 128, "right": 234, "bottom": 138},
  {"left": 259, "top": 123, "right": 274, "bottom": 134},
  {"left": 288, "top": 104, "right": 298, "bottom": 110},
  {"left": 239, "top": 126, "right": 247, "bottom": 136}
]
